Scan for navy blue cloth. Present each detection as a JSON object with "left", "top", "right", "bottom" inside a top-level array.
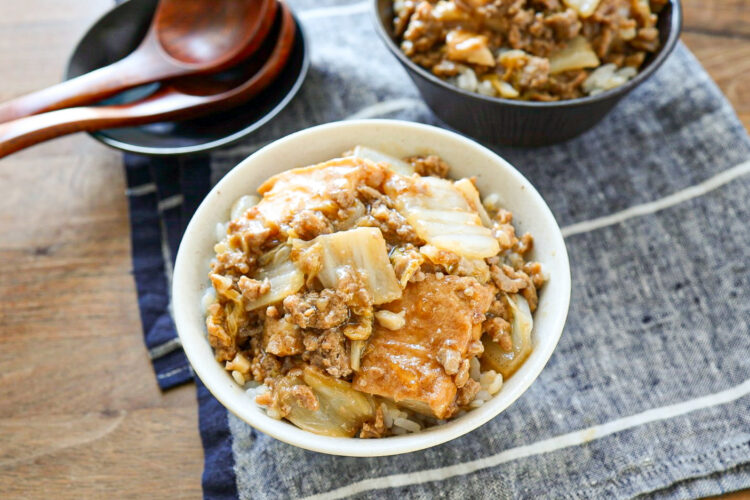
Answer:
[
  {"left": 198, "top": 377, "right": 241, "bottom": 500},
  {"left": 125, "top": 153, "right": 238, "bottom": 497},
  {"left": 125, "top": 154, "right": 194, "bottom": 389}
]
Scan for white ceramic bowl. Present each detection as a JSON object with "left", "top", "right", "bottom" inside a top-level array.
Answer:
[{"left": 173, "top": 120, "right": 571, "bottom": 456}]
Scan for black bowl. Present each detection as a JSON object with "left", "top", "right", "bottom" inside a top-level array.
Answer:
[
  {"left": 373, "top": 0, "right": 682, "bottom": 147},
  {"left": 65, "top": 0, "right": 309, "bottom": 156}
]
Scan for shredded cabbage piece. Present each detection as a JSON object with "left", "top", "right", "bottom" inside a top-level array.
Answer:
[
  {"left": 562, "top": 0, "right": 602, "bottom": 17},
  {"left": 245, "top": 245, "right": 304, "bottom": 310},
  {"left": 350, "top": 339, "right": 367, "bottom": 371},
  {"left": 350, "top": 145, "right": 415, "bottom": 176},
  {"left": 230, "top": 194, "right": 260, "bottom": 221},
  {"left": 454, "top": 178, "right": 492, "bottom": 227},
  {"left": 446, "top": 29, "right": 495, "bottom": 66},
  {"left": 285, "top": 367, "right": 375, "bottom": 437},
  {"left": 549, "top": 36, "right": 600, "bottom": 74},
  {"left": 481, "top": 294, "right": 533, "bottom": 378},
  {"left": 304, "top": 227, "right": 402, "bottom": 305},
  {"left": 389, "top": 176, "right": 499, "bottom": 259}
]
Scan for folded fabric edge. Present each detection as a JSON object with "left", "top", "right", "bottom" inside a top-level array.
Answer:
[
  {"left": 641, "top": 460, "right": 750, "bottom": 499},
  {"left": 572, "top": 436, "right": 750, "bottom": 499},
  {"left": 125, "top": 153, "right": 194, "bottom": 390}
]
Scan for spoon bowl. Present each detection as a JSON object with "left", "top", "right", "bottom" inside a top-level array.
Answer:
[{"left": 153, "top": 0, "right": 276, "bottom": 69}]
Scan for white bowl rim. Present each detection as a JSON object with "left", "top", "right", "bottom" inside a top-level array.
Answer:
[{"left": 172, "top": 119, "right": 571, "bottom": 456}]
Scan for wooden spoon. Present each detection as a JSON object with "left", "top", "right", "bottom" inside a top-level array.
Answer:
[
  {"left": 0, "top": 3, "right": 296, "bottom": 159},
  {"left": 0, "top": 0, "right": 278, "bottom": 124}
]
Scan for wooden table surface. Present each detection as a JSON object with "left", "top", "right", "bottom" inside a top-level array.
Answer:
[{"left": 0, "top": 1, "right": 748, "bottom": 498}]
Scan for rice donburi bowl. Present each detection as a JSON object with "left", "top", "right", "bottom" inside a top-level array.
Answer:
[
  {"left": 203, "top": 146, "right": 546, "bottom": 438},
  {"left": 173, "top": 120, "right": 570, "bottom": 455}
]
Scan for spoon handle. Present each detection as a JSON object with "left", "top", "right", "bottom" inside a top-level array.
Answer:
[
  {"left": 0, "top": 41, "right": 169, "bottom": 125},
  {"left": 0, "top": 89, "right": 211, "bottom": 158},
  {"left": 0, "top": 2, "right": 298, "bottom": 159}
]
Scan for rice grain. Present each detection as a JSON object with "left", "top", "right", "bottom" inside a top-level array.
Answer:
[{"left": 394, "top": 417, "right": 421, "bottom": 432}]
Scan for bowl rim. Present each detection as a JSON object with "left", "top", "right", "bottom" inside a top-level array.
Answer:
[
  {"left": 63, "top": 0, "right": 310, "bottom": 157},
  {"left": 371, "top": 0, "right": 683, "bottom": 108},
  {"left": 173, "top": 119, "right": 572, "bottom": 456}
]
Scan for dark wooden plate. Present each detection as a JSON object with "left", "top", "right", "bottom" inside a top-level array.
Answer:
[{"left": 65, "top": 0, "right": 308, "bottom": 156}]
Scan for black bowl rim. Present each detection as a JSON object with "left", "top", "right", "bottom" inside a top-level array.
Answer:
[
  {"left": 64, "top": 2, "right": 310, "bottom": 157},
  {"left": 371, "top": 0, "right": 683, "bottom": 109}
]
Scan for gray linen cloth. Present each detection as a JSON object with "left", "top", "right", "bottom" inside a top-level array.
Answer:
[{"left": 208, "top": 0, "right": 750, "bottom": 497}]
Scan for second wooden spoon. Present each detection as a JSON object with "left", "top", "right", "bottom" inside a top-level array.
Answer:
[
  {"left": 0, "top": 3, "right": 296, "bottom": 159},
  {"left": 0, "top": 0, "right": 278, "bottom": 124}
]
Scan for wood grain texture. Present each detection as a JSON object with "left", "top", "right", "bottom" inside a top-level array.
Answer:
[
  {"left": 0, "top": 1, "right": 747, "bottom": 499},
  {"left": 682, "top": 0, "right": 750, "bottom": 132},
  {"left": 0, "top": 1, "right": 202, "bottom": 498},
  {"left": 682, "top": 0, "right": 750, "bottom": 37}
]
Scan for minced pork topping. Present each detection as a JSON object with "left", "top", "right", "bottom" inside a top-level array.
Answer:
[{"left": 393, "top": 0, "right": 666, "bottom": 100}]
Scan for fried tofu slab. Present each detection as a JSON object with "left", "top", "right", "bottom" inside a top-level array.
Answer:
[{"left": 353, "top": 274, "right": 493, "bottom": 418}]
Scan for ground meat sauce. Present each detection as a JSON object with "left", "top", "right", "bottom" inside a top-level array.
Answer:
[
  {"left": 393, "top": 0, "right": 665, "bottom": 100},
  {"left": 205, "top": 150, "right": 547, "bottom": 437}
]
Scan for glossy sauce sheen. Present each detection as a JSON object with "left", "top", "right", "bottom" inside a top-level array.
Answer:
[
  {"left": 256, "top": 158, "right": 380, "bottom": 225},
  {"left": 353, "top": 274, "right": 493, "bottom": 419}
]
